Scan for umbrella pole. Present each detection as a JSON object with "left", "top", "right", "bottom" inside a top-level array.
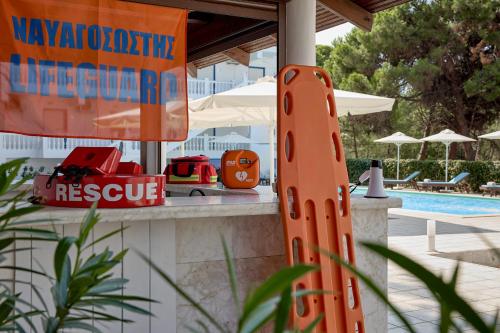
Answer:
[
  {"left": 396, "top": 143, "right": 401, "bottom": 181},
  {"left": 445, "top": 142, "right": 449, "bottom": 182},
  {"left": 269, "top": 124, "right": 275, "bottom": 184}
]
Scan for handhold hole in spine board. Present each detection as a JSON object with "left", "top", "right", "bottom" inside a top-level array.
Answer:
[
  {"left": 287, "top": 187, "right": 300, "bottom": 220},
  {"left": 327, "top": 93, "right": 335, "bottom": 117},
  {"left": 285, "top": 131, "right": 294, "bottom": 162},
  {"left": 292, "top": 238, "right": 304, "bottom": 265},
  {"left": 284, "top": 92, "right": 292, "bottom": 115},
  {"left": 325, "top": 198, "right": 335, "bottom": 221},
  {"left": 342, "top": 234, "right": 351, "bottom": 263},
  {"left": 314, "top": 70, "right": 331, "bottom": 88},
  {"left": 348, "top": 277, "right": 358, "bottom": 309},
  {"left": 338, "top": 185, "right": 348, "bottom": 217},
  {"left": 295, "top": 283, "right": 310, "bottom": 317},
  {"left": 332, "top": 132, "right": 341, "bottom": 162},
  {"left": 284, "top": 69, "right": 298, "bottom": 85}
]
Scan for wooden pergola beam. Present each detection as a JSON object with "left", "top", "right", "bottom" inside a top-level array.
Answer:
[
  {"left": 222, "top": 47, "right": 250, "bottom": 66},
  {"left": 318, "top": 0, "right": 373, "bottom": 31},
  {"left": 187, "top": 63, "right": 198, "bottom": 78},
  {"left": 132, "top": 0, "right": 278, "bottom": 21},
  {"left": 188, "top": 21, "right": 277, "bottom": 63}
]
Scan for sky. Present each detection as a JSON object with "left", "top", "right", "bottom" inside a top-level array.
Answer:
[{"left": 315, "top": 23, "right": 354, "bottom": 46}]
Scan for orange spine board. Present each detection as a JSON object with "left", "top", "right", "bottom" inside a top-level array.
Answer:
[{"left": 277, "top": 65, "right": 365, "bottom": 333}]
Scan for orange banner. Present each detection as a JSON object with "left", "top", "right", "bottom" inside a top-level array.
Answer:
[{"left": 0, "top": 0, "right": 188, "bottom": 141}]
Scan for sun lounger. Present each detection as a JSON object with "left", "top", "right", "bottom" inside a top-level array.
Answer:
[
  {"left": 417, "top": 172, "right": 470, "bottom": 193},
  {"left": 480, "top": 183, "right": 500, "bottom": 197},
  {"left": 384, "top": 171, "right": 421, "bottom": 189}
]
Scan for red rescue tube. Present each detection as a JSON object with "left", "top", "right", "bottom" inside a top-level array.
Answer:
[{"left": 33, "top": 174, "right": 165, "bottom": 208}]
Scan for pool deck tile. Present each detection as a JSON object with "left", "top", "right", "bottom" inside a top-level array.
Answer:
[{"left": 386, "top": 213, "right": 500, "bottom": 332}]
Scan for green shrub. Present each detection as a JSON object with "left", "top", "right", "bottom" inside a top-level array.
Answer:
[{"left": 347, "top": 159, "right": 500, "bottom": 192}]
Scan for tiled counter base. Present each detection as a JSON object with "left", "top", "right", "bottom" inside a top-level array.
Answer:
[{"left": 5, "top": 195, "right": 400, "bottom": 332}]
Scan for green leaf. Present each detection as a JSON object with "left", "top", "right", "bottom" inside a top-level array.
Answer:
[
  {"left": 72, "top": 307, "right": 124, "bottom": 322},
  {"left": 61, "top": 320, "right": 101, "bottom": 332},
  {"left": 239, "top": 297, "right": 276, "bottom": 333},
  {"left": 0, "top": 239, "right": 14, "bottom": 252},
  {"left": 53, "top": 255, "right": 71, "bottom": 308},
  {"left": 82, "top": 298, "right": 152, "bottom": 316},
  {"left": 273, "top": 286, "right": 292, "bottom": 333},
  {"left": 241, "top": 264, "right": 317, "bottom": 325},
  {"left": 0, "top": 297, "right": 14, "bottom": 324},
  {"left": 82, "top": 226, "right": 127, "bottom": 251},
  {"left": 78, "top": 202, "right": 99, "bottom": 247},
  {"left": 221, "top": 235, "right": 240, "bottom": 313},
  {"left": 111, "top": 248, "right": 128, "bottom": 263},
  {"left": 0, "top": 206, "right": 43, "bottom": 223},
  {"left": 87, "top": 278, "right": 128, "bottom": 294},
  {"left": 54, "top": 236, "right": 77, "bottom": 280},
  {"left": 3, "top": 227, "right": 56, "bottom": 236},
  {"left": 0, "top": 158, "right": 28, "bottom": 196},
  {"left": 44, "top": 317, "right": 60, "bottom": 333}
]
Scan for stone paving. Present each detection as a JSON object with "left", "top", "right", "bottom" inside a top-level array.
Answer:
[{"left": 386, "top": 212, "right": 500, "bottom": 332}]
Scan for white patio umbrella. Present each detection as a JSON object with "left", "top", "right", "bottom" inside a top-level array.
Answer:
[
  {"left": 421, "top": 129, "right": 476, "bottom": 182},
  {"left": 189, "top": 76, "right": 396, "bottom": 124},
  {"left": 211, "top": 132, "right": 252, "bottom": 150},
  {"left": 374, "top": 132, "right": 421, "bottom": 180},
  {"left": 189, "top": 76, "right": 395, "bottom": 181},
  {"left": 478, "top": 131, "right": 500, "bottom": 140},
  {"left": 95, "top": 77, "right": 395, "bottom": 181}
]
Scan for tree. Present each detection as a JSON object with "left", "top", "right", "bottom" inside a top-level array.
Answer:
[{"left": 319, "top": 0, "right": 500, "bottom": 160}]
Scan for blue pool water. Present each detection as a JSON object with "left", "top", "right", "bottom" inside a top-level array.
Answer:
[{"left": 352, "top": 188, "right": 500, "bottom": 215}]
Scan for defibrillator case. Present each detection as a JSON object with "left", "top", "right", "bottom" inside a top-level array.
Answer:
[
  {"left": 164, "top": 155, "right": 218, "bottom": 184},
  {"left": 221, "top": 150, "right": 260, "bottom": 189}
]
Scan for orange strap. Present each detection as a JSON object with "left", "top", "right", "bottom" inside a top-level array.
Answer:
[{"left": 277, "top": 65, "right": 364, "bottom": 333}]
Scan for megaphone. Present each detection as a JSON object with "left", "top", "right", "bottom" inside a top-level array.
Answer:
[
  {"left": 349, "top": 169, "right": 371, "bottom": 193},
  {"left": 365, "top": 160, "right": 388, "bottom": 198}
]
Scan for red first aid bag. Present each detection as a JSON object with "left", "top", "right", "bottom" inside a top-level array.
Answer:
[{"left": 165, "top": 155, "right": 217, "bottom": 184}]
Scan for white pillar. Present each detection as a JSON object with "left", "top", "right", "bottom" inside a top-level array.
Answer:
[
  {"left": 160, "top": 142, "right": 167, "bottom": 173},
  {"left": 143, "top": 142, "right": 160, "bottom": 174},
  {"left": 286, "top": 0, "right": 316, "bottom": 66},
  {"left": 427, "top": 219, "right": 436, "bottom": 252},
  {"left": 269, "top": 123, "right": 275, "bottom": 183}
]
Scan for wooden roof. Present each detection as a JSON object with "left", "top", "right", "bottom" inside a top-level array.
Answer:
[{"left": 138, "top": 0, "right": 409, "bottom": 68}]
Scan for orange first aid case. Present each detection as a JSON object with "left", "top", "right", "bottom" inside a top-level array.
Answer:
[{"left": 221, "top": 150, "right": 260, "bottom": 189}]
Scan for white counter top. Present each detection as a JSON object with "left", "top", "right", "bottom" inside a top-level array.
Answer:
[
  {"left": 21, "top": 194, "right": 402, "bottom": 225},
  {"left": 166, "top": 183, "right": 273, "bottom": 196}
]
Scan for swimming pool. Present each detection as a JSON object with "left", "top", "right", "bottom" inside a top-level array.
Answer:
[{"left": 352, "top": 188, "right": 500, "bottom": 215}]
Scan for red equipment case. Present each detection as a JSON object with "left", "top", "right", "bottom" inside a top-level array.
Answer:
[
  {"left": 33, "top": 147, "right": 164, "bottom": 208},
  {"left": 60, "top": 147, "right": 121, "bottom": 175},
  {"left": 164, "top": 155, "right": 218, "bottom": 184},
  {"left": 33, "top": 175, "right": 165, "bottom": 208},
  {"left": 116, "top": 162, "right": 143, "bottom": 175}
]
